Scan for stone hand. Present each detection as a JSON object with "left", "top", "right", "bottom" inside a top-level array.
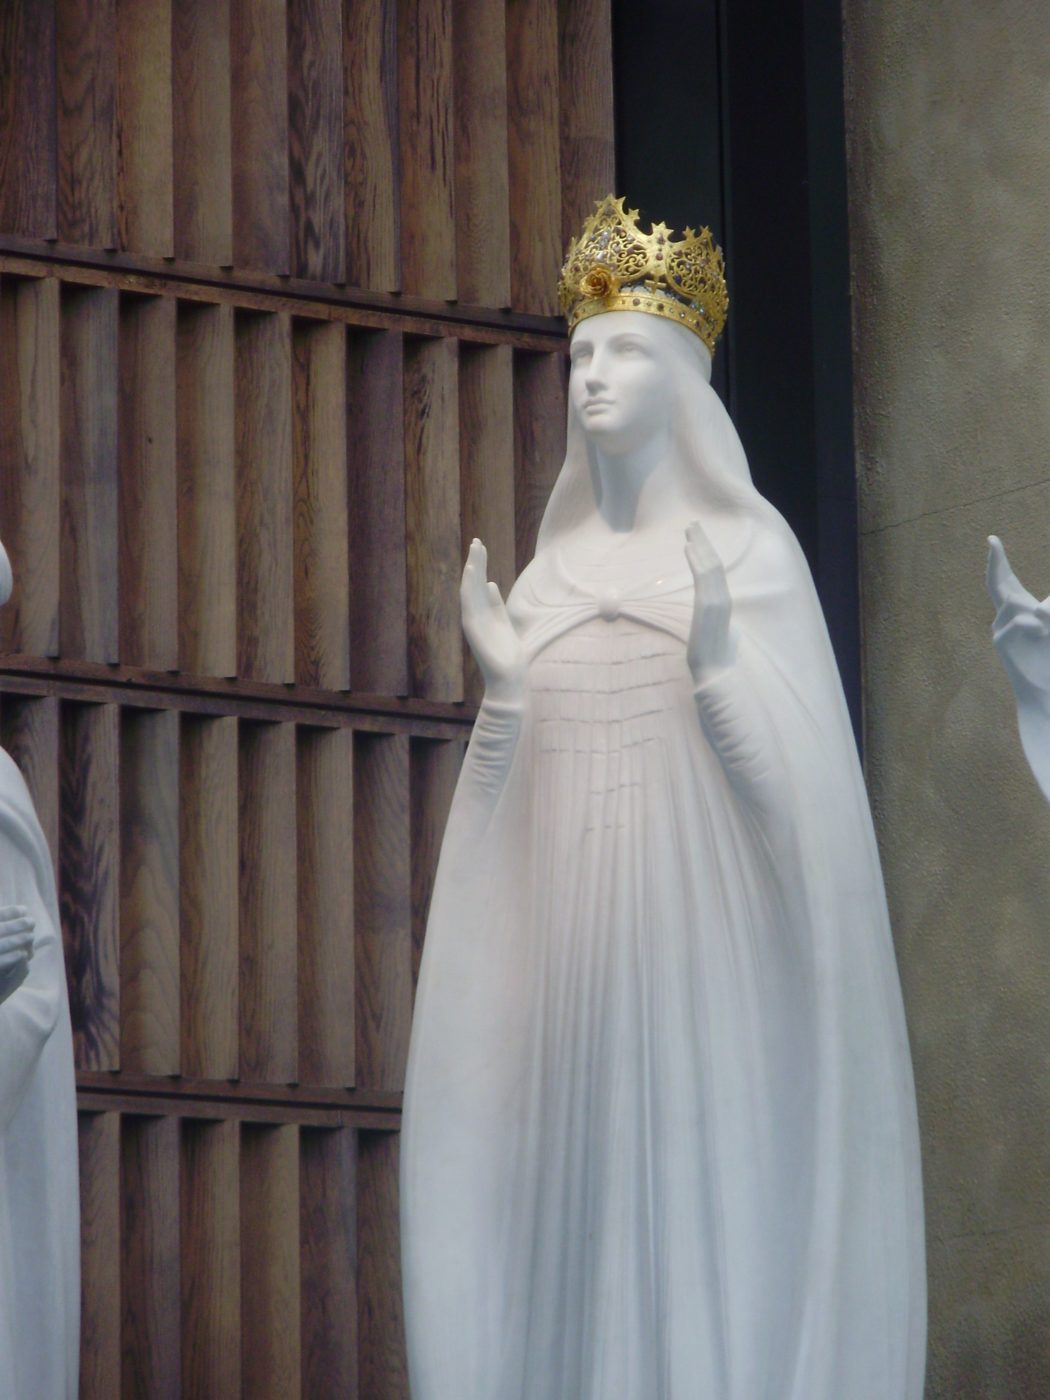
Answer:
[
  {"left": 686, "top": 520, "right": 733, "bottom": 679},
  {"left": 987, "top": 535, "right": 1050, "bottom": 690},
  {"left": 0, "top": 903, "right": 35, "bottom": 1007},
  {"left": 461, "top": 539, "right": 526, "bottom": 704}
]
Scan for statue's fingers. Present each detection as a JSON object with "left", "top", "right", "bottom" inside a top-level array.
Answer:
[{"left": 986, "top": 535, "right": 1025, "bottom": 606}]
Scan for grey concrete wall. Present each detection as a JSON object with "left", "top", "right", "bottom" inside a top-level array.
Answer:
[{"left": 844, "top": 3, "right": 1050, "bottom": 1395}]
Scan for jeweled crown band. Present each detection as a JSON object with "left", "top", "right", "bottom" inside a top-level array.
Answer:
[{"left": 558, "top": 195, "right": 729, "bottom": 355}]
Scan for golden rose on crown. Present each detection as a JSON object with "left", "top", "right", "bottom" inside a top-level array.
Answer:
[{"left": 558, "top": 195, "right": 729, "bottom": 355}]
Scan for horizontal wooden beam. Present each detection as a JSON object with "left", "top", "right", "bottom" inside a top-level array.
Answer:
[
  {"left": 0, "top": 239, "right": 568, "bottom": 350},
  {"left": 76, "top": 1070, "right": 402, "bottom": 1131},
  {"left": 0, "top": 657, "right": 476, "bottom": 737}
]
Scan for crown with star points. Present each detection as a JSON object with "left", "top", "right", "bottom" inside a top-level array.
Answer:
[{"left": 557, "top": 195, "right": 729, "bottom": 354}]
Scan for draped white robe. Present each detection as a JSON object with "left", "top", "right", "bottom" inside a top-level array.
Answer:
[{"left": 0, "top": 749, "right": 79, "bottom": 1400}]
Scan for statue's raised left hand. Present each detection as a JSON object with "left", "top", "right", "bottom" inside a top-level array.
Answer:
[
  {"left": 0, "top": 903, "right": 35, "bottom": 1007},
  {"left": 987, "top": 534, "right": 1050, "bottom": 690},
  {"left": 685, "top": 520, "right": 733, "bottom": 680},
  {"left": 461, "top": 538, "right": 526, "bottom": 704}
]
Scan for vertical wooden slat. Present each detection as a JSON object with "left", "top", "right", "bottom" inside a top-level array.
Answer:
[
  {"left": 347, "top": 330, "right": 408, "bottom": 696},
  {"left": 79, "top": 1111, "right": 122, "bottom": 1400},
  {"left": 181, "top": 1120, "right": 241, "bottom": 1399},
  {"left": 56, "top": 0, "right": 117, "bottom": 248},
  {"left": 344, "top": 0, "right": 400, "bottom": 292},
  {"left": 300, "top": 1127, "right": 357, "bottom": 1398},
  {"left": 121, "top": 1115, "right": 181, "bottom": 1400},
  {"left": 358, "top": 1131, "right": 408, "bottom": 1400},
  {"left": 297, "top": 724, "right": 354, "bottom": 1087},
  {"left": 61, "top": 284, "right": 119, "bottom": 663},
  {"left": 235, "top": 311, "right": 295, "bottom": 684},
  {"left": 0, "top": 1, "right": 57, "bottom": 238},
  {"left": 62, "top": 701, "right": 119, "bottom": 1071},
  {"left": 116, "top": 0, "right": 174, "bottom": 257},
  {"left": 397, "top": 0, "right": 455, "bottom": 300},
  {"left": 120, "top": 709, "right": 179, "bottom": 1076},
  {"left": 506, "top": 0, "right": 562, "bottom": 314},
  {"left": 241, "top": 1124, "right": 302, "bottom": 1400},
  {"left": 230, "top": 0, "right": 290, "bottom": 274},
  {"left": 292, "top": 318, "right": 350, "bottom": 690},
  {"left": 354, "top": 733, "right": 411, "bottom": 1091},
  {"left": 557, "top": 0, "right": 616, "bottom": 247},
  {"left": 172, "top": 0, "right": 232, "bottom": 265},
  {"left": 0, "top": 275, "right": 60, "bottom": 658},
  {"left": 459, "top": 343, "right": 515, "bottom": 700},
  {"left": 240, "top": 721, "right": 298, "bottom": 1084},
  {"left": 410, "top": 737, "right": 463, "bottom": 987},
  {"left": 514, "top": 348, "right": 567, "bottom": 570},
  {"left": 452, "top": 0, "right": 510, "bottom": 307},
  {"left": 180, "top": 715, "right": 238, "bottom": 1080},
  {"left": 119, "top": 293, "right": 178, "bottom": 670},
  {"left": 288, "top": 0, "right": 345, "bottom": 283},
  {"left": 404, "top": 336, "right": 462, "bottom": 701},
  {"left": 0, "top": 695, "right": 60, "bottom": 871},
  {"left": 176, "top": 301, "right": 236, "bottom": 677}
]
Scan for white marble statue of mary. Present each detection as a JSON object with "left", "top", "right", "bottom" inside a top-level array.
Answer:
[
  {"left": 400, "top": 197, "right": 926, "bottom": 1400},
  {"left": 0, "top": 541, "right": 79, "bottom": 1400}
]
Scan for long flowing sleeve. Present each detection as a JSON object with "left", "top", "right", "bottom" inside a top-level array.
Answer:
[{"left": 441, "top": 695, "right": 524, "bottom": 850}]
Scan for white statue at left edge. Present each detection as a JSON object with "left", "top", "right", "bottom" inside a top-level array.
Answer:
[{"left": 0, "top": 540, "right": 79, "bottom": 1400}]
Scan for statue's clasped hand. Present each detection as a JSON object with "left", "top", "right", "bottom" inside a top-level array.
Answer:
[
  {"left": 685, "top": 520, "right": 734, "bottom": 682},
  {"left": 461, "top": 539, "right": 526, "bottom": 705},
  {"left": 0, "top": 903, "right": 35, "bottom": 1007}
]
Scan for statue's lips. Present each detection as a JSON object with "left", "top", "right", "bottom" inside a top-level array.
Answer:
[{"left": 581, "top": 398, "right": 614, "bottom": 410}]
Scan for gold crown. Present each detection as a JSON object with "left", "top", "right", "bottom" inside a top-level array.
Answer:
[{"left": 557, "top": 195, "right": 729, "bottom": 354}]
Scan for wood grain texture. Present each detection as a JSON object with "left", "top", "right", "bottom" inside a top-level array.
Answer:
[
  {"left": 344, "top": 0, "right": 400, "bottom": 292},
  {"left": 116, "top": 0, "right": 173, "bottom": 257},
  {"left": 120, "top": 708, "right": 179, "bottom": 1076},
  {"left": 56, "top": 0, "right": 117, "bottom": 248},
  {"left": 292, "top": 318, "right": 350, "bottom": 690},
  {"left": 176, "top": 301, "right": 237, "bottom": 677},
  {"left": 121, "top": 1115, "right": 181, "bottom": 1400},
  {"left": 300, "top": 1126, "right": 357, "bottom": 1398},
  {"left": 288, "top": 0, "right": 345, "bottom": 283},
  {"left": 297, "top": 724, "right": 354, "bottom": 1087},
  {"left": 180, "top": 715, "right": 239, "bottom": 1080},
  {"left": 61, "top": 701, "right": 120, "bottom": 1071},
  {"left": 459, "top": 343, "right": 515, "bottom": 701},
  {"left": 0, "top": 695, "right": 60, "bottom": 871},
  {"left": 358, "top": 1130, "right": 408, "bottom": 1400},
  {"left": 172, "top": 0, "right": 232, "bottom": 265},
  {"left": 118, "top": 292, "right": 178, "bottom": 670},
  {"left": 239, "top": 721, "right": 298, "bottom": 1084},
  {"left": 409, "top": 737, "right": 462, "bottom": 986},
  {"left": 506, "top": 0, "right": 562, "bottom": 314},
  {"left": 79, "top": 1111, "right": 121, "bottom": 1400},
  {"left": 181, "top": 1119, "right": 241, "bottom": 1399},
  {"left": 347, "top": 330, "right": 408, "bottom": 696},
  {"left": 0, "top": 1, "right": 57, "bottom": 238},
  {"left": 452, "top": 0, "right": 510, "bottom": 308},
  {"left": 353, "top": 733, "right": 411, "bottom": 1092},
  {"left": 241, "top": 1124, "right": 302, "bottom": 1400},
  {"left": 514, "top": 348, "right": 567, "bottom": 570},
  {"left": 230, "top": 0, "right": 290, "bottom": 274},
  {"left": 235, "top": 311, "right": 295, "bottom": 683},
  {"left": 397, "top": 0, "right": 455, "bottom": 300},
  {"left": 404, "top": 336, "right": 462, "bottom": 701},
  {"left": 557, "top": 0, "right": 615, "bottom": 248},
  {"left": 0, "top": 275, "right": 60, "bottom": 657},
  {"left": 60, "top": 283, "right": 119, "bottom": 662}
]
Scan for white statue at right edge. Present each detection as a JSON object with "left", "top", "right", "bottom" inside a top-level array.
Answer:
[
  {"left": 988, "top": 534, "right": 1050, "bottom": 802},
  {"left": 401, "top": 196, "right": 926, "bottom": 1400},
  {"left": 0, "top": 539, "right": 79, "bottom": 1400}
]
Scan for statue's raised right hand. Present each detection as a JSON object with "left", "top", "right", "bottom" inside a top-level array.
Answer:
[
  {"left": 461, "top": 539, "right": 526, "bottom": 704},
  {"left": 0, "top": 903, "right": 34, "bottom": 1007}
]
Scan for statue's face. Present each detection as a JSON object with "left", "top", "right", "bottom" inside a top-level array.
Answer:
[{"left": 568, "top": 312, "right": 674, "bottom": 455}]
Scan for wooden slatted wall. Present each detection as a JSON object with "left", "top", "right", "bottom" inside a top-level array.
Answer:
[{"left": 0, "top": 2, "right": 615, "bottom": 1395}]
